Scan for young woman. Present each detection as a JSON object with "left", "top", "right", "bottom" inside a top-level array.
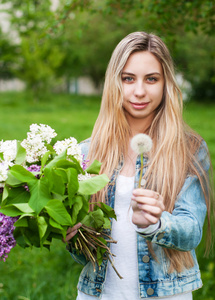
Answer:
[{"left": 66, "top": 32, "right": 213, "bottom": 299}]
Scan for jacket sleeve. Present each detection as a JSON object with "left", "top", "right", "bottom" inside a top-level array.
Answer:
[
  {"left": 66, "top": 244, "right": 88, "bottom": 265},
  {"left": 142, "top": 140, "right": 210, "bottom": 252}
]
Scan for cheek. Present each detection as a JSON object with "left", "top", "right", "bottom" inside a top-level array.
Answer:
[
  {"left": 122, "top": 84, "right": 132, "bottom": 98},
  {"left": 149, "top": 85, "right": 163, "bottom": 102}
]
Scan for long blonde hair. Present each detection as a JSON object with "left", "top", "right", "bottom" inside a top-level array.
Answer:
[{"left": 87, "top": 32, "right": 212, "bottom": 273}]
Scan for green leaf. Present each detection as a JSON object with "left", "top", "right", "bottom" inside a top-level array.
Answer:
[
  {"left": 45, "top": 199, "right": 72, "bottom": 226},
  {"left": 67, "top": 156, "right": 84, "bottom": 174},
  {"left": 97, "top": 245, "right": 107, "bottom": 266},
  {"left": 4, "top": 187, "right": 30, "bottom": 205},
  {"left": 9, "top": 165, "right": 37, "bottom": 183},
  {"left": 28, "top": 177, "right": 51, "bottom": 214},
  {"left": 81, "top": 209, "right": 104, "bottom": 229},
  {"left": 55, "top": 159, "right": 79, "bottom": 171},
  {"left": 6, "top": 171, "right": 23, "bottom": 186},
  {"left": 1, "top": 185, "right": 9, "bottom": 204},
  {"left": 54, "top": 168, "right": 68, "bottom": 183},
  {"left": 85, "top": 159, "right": 102, "bottom": 174},
  {"left": 76, "top": 195, "right": 90, "bottom": 224},
  {"left": 0, "top": 205, "right": 24, "bottom": 217},
  {"left": 13, "top": 203, "right": 35, "bottom": 213},
  {"left": 37, "top": 216, "right": 48, "bottom": 240},
  {"left": 78, "top": 174, "right": 109, "bottom": 195},
  {"left": 70, "top": 195, "right": 84, "bottom": 225},
  {"left": 49, "top": 168, "right": 66, "bottom": 196},
  {"left": 96, "top": 202, "right": 116, "bottom": 220},
  {"left": 13, "top": 228, "right": 29, "bottom": 248},
  {"left": 49, "top": 217, "right": 64, "bottom": 230},
  {"left": 15, "top": 141, "right": 26, "bottom": 165},
  {"left": 41, "top": 151, "right": 51, "bottom": 170},
  {"left": 103, "top": 217, "right": 111, "bottom": 229},
  {"left": 14, "top": 216, "right": 28, "bottom": 227},
  {"left": 23, "top": 217, "right": 40, "bottom": 248},
  {"left": 67, "top": 168, "right": 79, "bottom": 202},
  {"left": 44, "top": 150, "right": 67, "bottom": 170}
]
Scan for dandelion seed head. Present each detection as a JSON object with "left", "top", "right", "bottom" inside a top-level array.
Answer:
[{"left": 130, "top": 134, "right": 153, "bottom": 155}]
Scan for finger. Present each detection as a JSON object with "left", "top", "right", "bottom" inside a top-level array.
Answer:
[
  {"left": 133, "top": 189, "right": 161, "bottom": 200},
  {"left": 131, "top": 196, "right": 158, "bottom": 206},
  {"left": 137, "top": 204, "right": 163, "bottom": 216},
  {"left": 132, "top": 211, "right": 159, "bottom": 226},
  {"left": 144, "top": 213, "right": 159, "bottom": 224}
]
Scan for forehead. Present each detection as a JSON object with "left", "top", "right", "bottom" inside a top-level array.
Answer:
[{"left": 123, "top": 51, "right": 163, "bottom": 74}]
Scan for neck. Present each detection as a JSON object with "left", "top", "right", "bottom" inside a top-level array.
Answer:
[{"left": 125, "top": 113, "right": 153, "bottom": 137}]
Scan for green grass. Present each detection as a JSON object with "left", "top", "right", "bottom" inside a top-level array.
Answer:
[
  {"left": 0, "top": 92, "right": 101, "bottom": 142},
  {"left": 0, "top": 92, "right": 214, "bottom": 300}
]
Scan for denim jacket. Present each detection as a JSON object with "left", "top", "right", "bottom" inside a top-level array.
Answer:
[{"left": 69, "top": 138, "right": 210, "bottom": 299}]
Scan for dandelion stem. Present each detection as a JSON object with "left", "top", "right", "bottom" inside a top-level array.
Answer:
[{"left": 138, "top": 153, "right": 144, "bottom": 188}]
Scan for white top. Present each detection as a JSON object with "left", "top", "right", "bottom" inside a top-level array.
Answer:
[{"left": 77, "top": 175, "right": 192, "bottom": 300}]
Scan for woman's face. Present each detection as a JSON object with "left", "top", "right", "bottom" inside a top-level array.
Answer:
[{"left": 121, "top": 51, "right": 164, "bottom": 127}]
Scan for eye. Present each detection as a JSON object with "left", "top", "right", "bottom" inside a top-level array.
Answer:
[
  {"left": 146, "top": 77, "right": 158, "bottom": 83},
  {"left": 122, "top": 76, "right": 134, "bottom": 83}
]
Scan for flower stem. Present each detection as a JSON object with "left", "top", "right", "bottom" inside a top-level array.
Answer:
[{"left": 138, "top": 153, "right": 144, "bottom": 188}]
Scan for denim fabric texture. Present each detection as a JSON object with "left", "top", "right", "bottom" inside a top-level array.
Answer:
[{"left": 69, "top": 138, "right": 209, "bottom": 299}]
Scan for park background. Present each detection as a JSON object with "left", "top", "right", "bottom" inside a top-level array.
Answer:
[{"left": 0, "top": 0, "right": 214, "bottom": 299}]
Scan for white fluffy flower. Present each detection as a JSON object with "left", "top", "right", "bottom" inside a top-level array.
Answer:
[
  {"left": 130, "top": 134, "right": 152, "bottom": 155},
  {"left": 53, "top": 137, "right": 82, "bottom": 163}
]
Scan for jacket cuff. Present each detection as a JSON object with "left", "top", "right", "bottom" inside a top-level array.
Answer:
[{"left": 134, "top": 220, "right": 161, "bottom": 235}]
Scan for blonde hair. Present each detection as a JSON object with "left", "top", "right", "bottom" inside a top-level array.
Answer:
[{"left": 87, "top": 32, "right": 212, "bottom": 273}]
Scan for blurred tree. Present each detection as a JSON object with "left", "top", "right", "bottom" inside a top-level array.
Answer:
[
  {"left": 1, "top": 0, "right": 214, "bottom": 99},
  {"left": 54, "top": 0, "right": 215, "bottom": 99},
  {"left": 0, "top": 0, "right": 65, "bottom": 100},
  {"left": 0, "top": 29, "right": 18, "bottom": 80},
  {"left": 174, "top": 33, "right": 215, "bottom": 101}
]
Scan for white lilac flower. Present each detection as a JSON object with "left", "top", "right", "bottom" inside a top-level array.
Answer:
[
  {"left": 0, "top": 162, "right": 9, "bottom": 182},
  {"left": 53, "top": 137, "right": 82, "bottom": 164},
  {"left": 21, "top": 124, "right": 57, "bottom": 163},
  {"left": 130, "top": 133, "right": 153, "bottom": 155},
  {"left": 78, "top": 172, "right": 91, "bottom": 181},
  {"left": 28, "top": 124, "right": 57, "bottom": 143},
  {"left": 0, "top": 140, "right": 17, "bottom": 165},
  {"left": 21, "top": 137, "right": 48, "bottom": 163}
]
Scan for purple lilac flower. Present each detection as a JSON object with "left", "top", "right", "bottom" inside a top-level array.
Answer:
[
  {"left": 24, "top": 164, "right": 42, "bottom": 191},
  {"left": 82, "top": 155, "right": 89, "bottom": 171},
  {"left": 27, "top": 164, "right": 41, "bottom": 173},
  {"left": 0, "top": 213, "right": 18, "bottom": 261}
]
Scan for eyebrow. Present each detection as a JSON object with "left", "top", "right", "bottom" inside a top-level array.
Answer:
[{"left": 121, "top": 71, "right": 161, "bottom": 76}]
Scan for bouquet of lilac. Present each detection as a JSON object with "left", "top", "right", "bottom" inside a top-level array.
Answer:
[{"left": 0, "top": 124, "right": 116, "bottom": 271}]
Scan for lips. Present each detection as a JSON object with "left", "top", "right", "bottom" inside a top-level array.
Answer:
[{"left": 130, "top": 102, "right": 149, "bottom": 110}]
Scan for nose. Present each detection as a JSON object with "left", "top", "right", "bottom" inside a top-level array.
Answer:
[{"left": 134, "top": 81, "right": 146, "bottom": 98}]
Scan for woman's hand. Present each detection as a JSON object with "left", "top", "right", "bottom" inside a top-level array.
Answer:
[
  {"left": 63, "top": 223, "right": 82, "bottom": 243},
  {"left": 131, "top": 189, "right": 165, "bottom": 228}
]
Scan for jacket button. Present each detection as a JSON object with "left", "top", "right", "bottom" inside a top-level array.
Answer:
[
  {"left": 157, "top": 233, "right": 164, "bottom": 240},
  {"left": 141, "top": 178, "right": 146, "bottom": 186},
  {"left": 142, "top": 255, "right": 150, "bottom": 263},
  {"left": 147, "top": 288, "right": 154, "bottom": 295}
]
